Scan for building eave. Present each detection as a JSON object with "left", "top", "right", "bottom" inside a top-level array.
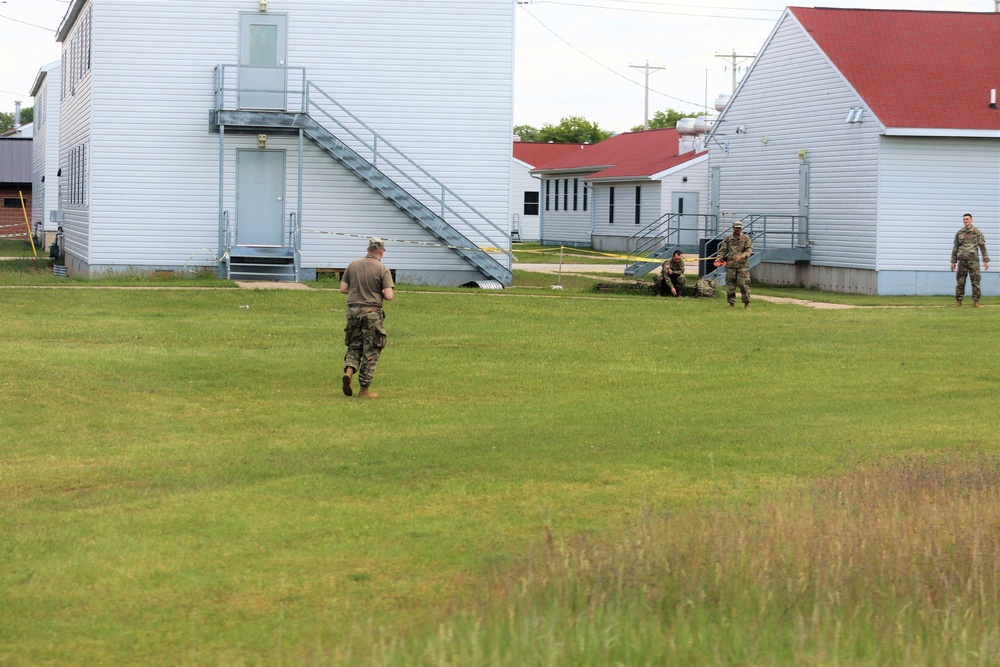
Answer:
[
  {"left": 883, "top": 127, "right": 1000, "bottom": 138},
  {"left": 56, "top": 0, "right": 87, "bottom": 42}
]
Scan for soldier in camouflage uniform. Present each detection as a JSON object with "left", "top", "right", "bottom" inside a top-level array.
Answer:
[
  {"left": 714, "top": 220, "right": 753, "bottom": 309},
  {"left": 656, "top": 250, "right": 687, "bottom": 297},
  {"left": 950, "top": 213, "right": 990, "bottom": 308},
  {"left": 339, "top": 237, "right": 394, "bottom": 398}
]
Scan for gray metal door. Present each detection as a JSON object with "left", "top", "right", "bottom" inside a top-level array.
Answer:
[
  {"left": 673, "top": 192, "right": 700, "bottom": 245},
  {"left": 709, "top": 165, "right": 721, "bottom": 234},
  {"left": 798, "top": 162, "right": 810, "bottom": 246},
  {"left": 238, "top": 13, "right": 288, "bottom": 110},
  {"left": 236, "top": 150, "right": 285, "bottom": 247}
]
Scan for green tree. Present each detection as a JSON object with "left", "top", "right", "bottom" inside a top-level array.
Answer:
[
  {"left": 630, "top": 108, "right": 703, "bottom": 132},
  {"left": 0, "top": 106, "right": 34, "bottom": 133},
  {"left": 536, "top": 116, "right": 612, "bottom": 144},
  {"left": 513, "top": 124, "right": 540, "bottom": 142}
]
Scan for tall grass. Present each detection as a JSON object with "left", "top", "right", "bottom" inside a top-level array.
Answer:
[
  {"left": 1, "top": 286, "right": 998, "bottom": 665},
  {"left": 378, "top": 455, "right": 1000, "bottom": 666}
]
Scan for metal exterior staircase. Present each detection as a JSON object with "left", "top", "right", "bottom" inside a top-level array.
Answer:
[
  {"left": 700, "top": 215, "right": 811, "bottom": 282},
  {"left": 211, "top": 66, "right": 512, "bottom": 285},
  {"left": 624, "top": 212, "right": 811, "bottom": 282},
  {"left": 623, "top": 213, "right": 716, "bottom": 277}
]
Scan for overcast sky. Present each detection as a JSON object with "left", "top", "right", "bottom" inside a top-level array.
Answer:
[{"left": 1, "top": 0, "right": 994, "bottom": 134}]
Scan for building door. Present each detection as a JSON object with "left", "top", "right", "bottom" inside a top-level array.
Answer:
[
  {"left": 238, "top": 13, "right": 288, "bottom": 110},
  {"left": 236, "top": 150, "right": 286, "bottom": 247},
  {"left": 798, "top": 162, "right": 810, "bottom": 246},
  {"left": 673, "top": 192, "right": 700, "bottom": 246}
]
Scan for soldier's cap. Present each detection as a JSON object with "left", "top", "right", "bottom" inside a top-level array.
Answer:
[
  {"left": 732, "top": 221, "right": 743, "bottom": 228},
  {"left": 368, "top": 237, "right": 385, "bottom": 250}
]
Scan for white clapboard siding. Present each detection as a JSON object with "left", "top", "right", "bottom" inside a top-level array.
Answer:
[
  {"left": 657, "top": 157, "right": 709, "bottom": 219},
  {"left": 62, "top": 0, "right": 513, "bottom": 275},
  {"left": 710, "top": 13, "right": 882, "bottom": 269},
  {"left": 31, "top": 63, "right": 62, "bottom": 233},
  {"left": 539, "top": 176, "right": 591, "bottom": 245},
  {"left": 592, "top": 182, "right": 662, "bottom": 237},
  {"left": 510, "top": 158, "right": 541, "bottom": 242},
  {"left": 877, "top": 136, "right": 1000, "bottom": 271},
  {"left": 58, "top": 0, "right": 93, "bottom": 264}
]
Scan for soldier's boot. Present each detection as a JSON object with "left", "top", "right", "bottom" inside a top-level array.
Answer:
[
  {"left": 342, "top": 367, "right": 355, "bottom": 396},
  {"left": 358, "top": 386, "right": 378, "bottom": 399},
  {"left": 744, "top": 302, "right": 751, "bottom": 310},
  {"left": 974, "top": 300, "right": 982, "bottom": 308},
  {"left": 728, "top": 302, "right": 735, "bottom": 309},
  {"left": 955, "top": 300, "right": 962, "bottom": 307}
]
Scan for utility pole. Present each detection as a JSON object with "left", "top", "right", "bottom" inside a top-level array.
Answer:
[
  {"left": 629, "top": 60, "right": 666, "bottom": 130},
  {"left": 715, "top": 50, "right": 755, "bottom": 94}
]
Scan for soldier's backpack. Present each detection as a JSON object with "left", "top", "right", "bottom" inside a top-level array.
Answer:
[{"left": 695, "top": 278, "right": 718, "bottom": 298}]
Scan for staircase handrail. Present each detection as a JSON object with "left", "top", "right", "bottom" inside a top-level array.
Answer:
[
  {"left": 303, "top": 82, "right": 511, "bottom": 260},
  {"left": 213, "top": 65, "right": 511, "bottom": 261},
  {"left": 625, "top": 212, "right": 719, "bottom": 266}
]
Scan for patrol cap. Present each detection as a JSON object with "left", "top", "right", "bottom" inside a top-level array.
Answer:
[
  {"left": 368, "top": 237, "right": 385, "bottom": 250},
  {"left": 732, "top": 220, "right": 743, "bottom": 228}
]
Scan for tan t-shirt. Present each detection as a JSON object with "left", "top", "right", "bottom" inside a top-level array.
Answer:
[{"left": 342, "top": 255, "right": 393, "bottom": 307}]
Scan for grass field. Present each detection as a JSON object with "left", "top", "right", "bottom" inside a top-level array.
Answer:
[{"left": 1, "top": 276, "right": 999, "bottom": 665}]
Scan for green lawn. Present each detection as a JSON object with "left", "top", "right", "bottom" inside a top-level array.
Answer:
[{"left": 1, "top": 284, "right": 998, "bottom": 665}]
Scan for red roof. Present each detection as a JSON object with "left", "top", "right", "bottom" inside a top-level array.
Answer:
[
  {"left": 512, "top": 142, "right": 587, "bottom": 168},
  {"left": 530, "top": 128, "right": 705, "bottom": 180},
  {"left": 789, "top": 7, "right": 1000, "bottom": 130}
]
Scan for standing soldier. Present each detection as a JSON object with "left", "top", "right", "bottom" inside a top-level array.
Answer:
[
  {"left": 340, "top": 237, "right": 394, "bottom": 398},
  {"left": 714, "top": 220, "right": 753, "bottom": 309},
  {"left": 950, "top": 213, "right": 989, "bottom": 308}
]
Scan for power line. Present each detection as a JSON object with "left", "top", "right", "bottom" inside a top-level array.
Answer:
[
  {"left": 527, "top": 0, "right": 779, "bottom": 21},
  {"left": 519, "top": 5, "right": 705, "bottom": 109},
  {"left": 0, "top": 12, "right": 56, "bottom": 31}
]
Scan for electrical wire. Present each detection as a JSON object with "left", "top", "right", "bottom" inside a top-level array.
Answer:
[{"left": 519, "top": 4, "right": 707, "bottom": 108}]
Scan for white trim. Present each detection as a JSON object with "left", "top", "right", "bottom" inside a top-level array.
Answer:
[
  {"left": 650, "top": 152, "right": 708, "bottom": 180},
  {"left": 884, "top": 127, "right": 1000, "bottom": 138}
]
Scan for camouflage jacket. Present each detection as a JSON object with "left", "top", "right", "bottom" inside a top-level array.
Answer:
[
  {"left": 952, "top": 226, "right": 990, "bottom": 264},
  {"left": 718, "top": 233, "right": 753, "bottom": 269},
  {"left": 661, "top": 257, "right": 685, "bottom": 277}
]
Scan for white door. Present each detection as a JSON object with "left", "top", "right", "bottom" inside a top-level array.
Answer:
[
  {"left": 236, "top": 150, "right": 286, "bottom": 247},
  {"left": 238, "top": 13, "right": 288, "bottom": 110},
  {"left": 673, "top": 192, "right": 700, "bottom": 245}
]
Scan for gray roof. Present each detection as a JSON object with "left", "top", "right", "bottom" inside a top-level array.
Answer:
[{"left": 0, "top": 138, "right": 32, "bottom": 185}]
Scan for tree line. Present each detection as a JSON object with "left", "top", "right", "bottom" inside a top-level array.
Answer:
[
  {"left": 0, "top": 106, "right": 34, "bottom": 133},
  {"left": 514, "top": 109, "right": 706, "bottom": 145}
]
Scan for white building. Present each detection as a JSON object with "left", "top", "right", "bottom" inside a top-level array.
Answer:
[
  {"left": 30, "top": 62, "right": 62, "bottom": 246},
  {"left": 532, "top": 128, "right": 708, "bottom": 259},
  {"left": 510, "top": 141, "right": 586, "bottom": 243},
  {"left": 51, "top": 0, "right": 514, "bottom": 285},
  {"left": 707, "top": 7, "right": 1000, "bottom": 295}
]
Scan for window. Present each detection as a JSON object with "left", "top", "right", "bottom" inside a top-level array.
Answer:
[
  {"left": 4, "top": 198, "right": 23, "bottom": 208},
  {"left": 61, "top": 8, "right": 92, "bottom": 99},
  {"left": 583, "top": 183, "right": 588, "bottom": 211},
  {"left": 573, "top": 179, "right": 578, "bottom": 211},
  {"left": 635, "top": 186, "right": 642, "bottom": 225},
  {"left": 554, "top": 179, "right": 559, "bottom": 211},
  {"left": 66, "top": 143, "right": 88, "bottom": 207},
  {"left": 563, "top": 179, "right": 568, "bottom": 211},
  {"left": 609, "top": 187, "right": 615, "bottom": 225},
  {"left": 523, "top": 191, "right": 539, "bottom": 216},
  {"left": 545, "top": 180, "right": 550, "bottom": 211}
]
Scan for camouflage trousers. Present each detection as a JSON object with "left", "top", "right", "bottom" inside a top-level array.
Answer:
[
  {"left": 655, "top": 273, "right": 686, "bottom": 297},
  {"left": 344, "top": 306, "right": 387, "bottom": 387},
  {"left": 955, "top": 260, "right": 982, "bottom": 301},
  {"left": 726, "top": 267, "right": 751, "bottom": 305}
]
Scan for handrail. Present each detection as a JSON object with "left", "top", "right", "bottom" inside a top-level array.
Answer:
[
  {"left": 212, "top": 64, "right": 510, "bottom": 262},
  {"left": 287, "top": 212, "right": 297, "bottom": 249},
  {"left": 625, "top": 213, "right": 718, "bottom": 265},
  {"left": 303, "top": 82, "right": 510, "bottom": 259}
]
